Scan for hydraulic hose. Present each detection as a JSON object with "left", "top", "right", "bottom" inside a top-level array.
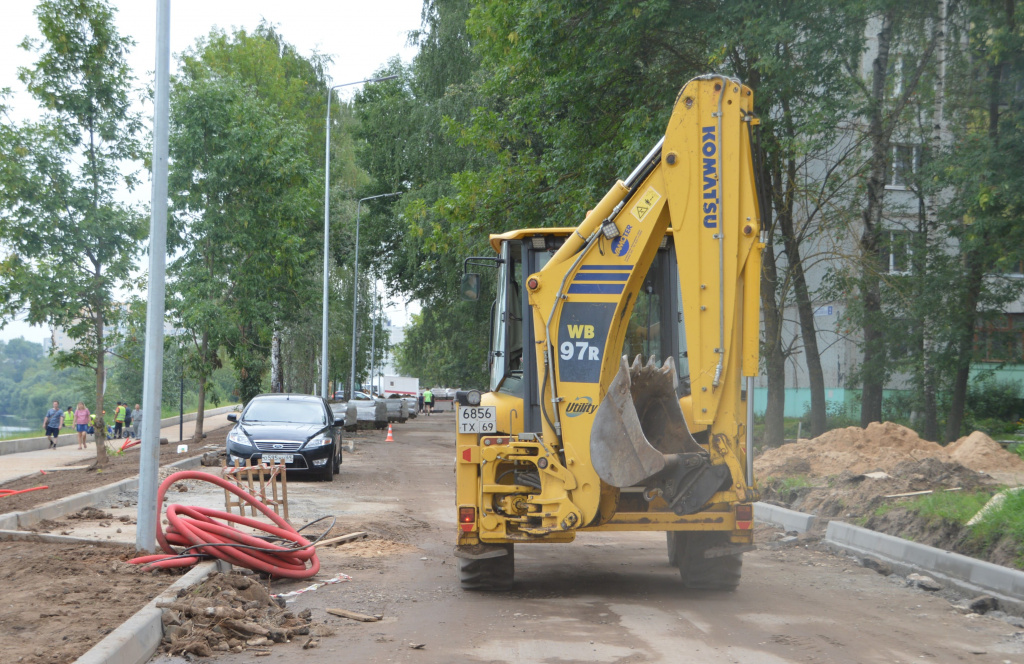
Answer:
[{"left": 128, "top": 470, "right": 321, "bottom": 579}]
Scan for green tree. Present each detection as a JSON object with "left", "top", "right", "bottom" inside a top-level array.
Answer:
[
  {"left": 168, "top": 71, "right": 316, "bottom": 405},
  {"left": 0, "top": 0, "right": 145, "bottom": 465}
]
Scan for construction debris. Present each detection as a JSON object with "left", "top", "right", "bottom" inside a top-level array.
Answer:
[
  {"left": 326, "top": 608, "right": 382, "bottom": 622},
  {"left": 158, "top": 572, "right": 333, "bottom": 657}
]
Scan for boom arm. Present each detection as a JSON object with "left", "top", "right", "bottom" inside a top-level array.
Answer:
[{"left": 523, "top": 76, "right": 764, "bottom": 530}]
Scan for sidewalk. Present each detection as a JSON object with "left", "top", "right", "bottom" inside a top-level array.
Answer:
[{"left": 0, "top": 412, "right": 235, "bottom": 484}]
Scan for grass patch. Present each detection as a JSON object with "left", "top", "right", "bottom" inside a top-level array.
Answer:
[
  {"left": 912, "top": 490, "right": 995, "bottom": 525},
  {"left": 967, "top": 489, "right": 1024, "bottom": 565}
]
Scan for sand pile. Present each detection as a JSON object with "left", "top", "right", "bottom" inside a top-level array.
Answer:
[
  {"left": 947, "top": 431, "right": 1024, "bottom": 474},
  {"left": 756, "top": 422, "right": 948, "bottom": 478}
]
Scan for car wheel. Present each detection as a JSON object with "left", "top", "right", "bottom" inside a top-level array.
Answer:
[
  {"left": 320, "top": 454, "right": 335, "bottom": 482},
  {"left": 333, "top": 447, "right": 341, "bottom": 473}
]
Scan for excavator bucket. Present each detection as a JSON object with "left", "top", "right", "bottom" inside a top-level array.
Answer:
[{"left": 590, "top": 355, "right": 704, "bottom": 488}]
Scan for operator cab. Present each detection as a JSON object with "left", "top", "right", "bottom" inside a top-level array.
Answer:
[{"left": 474, "top": 228, "right": 689, "bottom": 433}]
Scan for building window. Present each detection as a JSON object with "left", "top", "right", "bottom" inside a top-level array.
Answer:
[
  {"left": 975, "top": 314, "right": 1024, "bottom": 363},
  {"left": 887, "top": 144, "right": 924, "bottom": 189},
  {"left": 887, "top": 229, "right": 913, "bottom": 275}
]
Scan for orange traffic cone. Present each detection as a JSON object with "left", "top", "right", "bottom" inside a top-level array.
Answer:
[{"left": 385, "top": 424, "right": 394, "bottom": 442}]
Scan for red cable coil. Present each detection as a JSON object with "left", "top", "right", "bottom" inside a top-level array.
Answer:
[{"left": 128, "top": 470, "right": 320, "bottom": 578}]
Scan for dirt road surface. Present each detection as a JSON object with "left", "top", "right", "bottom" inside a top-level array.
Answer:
[{"left": 152, "top": 412, "right": 1024, "bottom": 664}]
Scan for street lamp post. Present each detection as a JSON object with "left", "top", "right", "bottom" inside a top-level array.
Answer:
[
  {"left": 321, "top": 74, "right": 398, "bottom": 399},
  {"left": 348, "top": 192, "right": 401, "bottom": 400}
]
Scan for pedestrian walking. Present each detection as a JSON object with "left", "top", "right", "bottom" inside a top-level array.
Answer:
[
  {"left": 418, "top": 392, "right": 424, "bottom": 414},
  {"left": 74, "top": 402, "right": 90, "bottom": 449},
  {"left": 423, "top": 388, "right": 434, "bottom": 416},
  {"left": 114, "top": 402, "right": 126, "bottom": 438},
  {"left": 62, "top": 406, "right": 73, "bottom": 430},
  {"left": 43, "top": 400, "right": 62, "bottom": 449}
]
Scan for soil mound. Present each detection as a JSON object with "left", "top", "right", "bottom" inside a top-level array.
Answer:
[
  {"left": 756, "top": 421, "right": 1024, "bottom": 479},
  {"left": 947, "top": 431, "right": 1024, "bottom": 474},
  {"left": 756, "top": 422, "right": 946, "bottom": 478}
]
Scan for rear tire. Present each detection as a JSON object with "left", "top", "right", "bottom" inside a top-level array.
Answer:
[
  {"left": 458, "top": 544, "right": 514, "bottom": 590},
  {"left": 671, "top": 532, "right": 742, "bottom": 590}
]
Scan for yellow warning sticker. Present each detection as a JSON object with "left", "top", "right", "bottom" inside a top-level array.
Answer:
[{"left": 630, "top": 187, "right": 662, "bottom": 223}]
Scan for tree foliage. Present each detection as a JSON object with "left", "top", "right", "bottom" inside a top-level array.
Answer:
[{"left": 0, "top": 0, "right": 145, "bottom": 464}]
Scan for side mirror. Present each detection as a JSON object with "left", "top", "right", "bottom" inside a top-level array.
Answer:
[
  {"left": 227, "top": 413, "right": 237, "bottom": 422},
  {"left": 461, "top": 272, "right": 481, "bottom": 301},
  {"left": 334, "top": 416, "right": 345, "bottom": 427}
]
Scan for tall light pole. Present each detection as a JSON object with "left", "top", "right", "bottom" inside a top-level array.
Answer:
[
  {"left": 321, "top": 74, "right": 398, "bottom": 399},
  {"left": 137, "top": 0, "right": 170, "bottom": 553},
  {"left": 348, "top": 192, "right": 401, "bottom": 399}
]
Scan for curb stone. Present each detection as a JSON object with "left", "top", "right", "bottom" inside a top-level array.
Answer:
[
  {"left": 754, "top": 501, "right": 816, "bottom": 533},
  {"left": 76, "top": 560, "right": 231, "bottom": 664},
  {"left": 826, "top": 520, "right": 1024, "bottom": 616},
  {"left": 0, "top": 453, "right": 205, "bottom": 530}
]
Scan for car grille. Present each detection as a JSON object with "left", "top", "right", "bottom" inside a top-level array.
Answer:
[{"left": 253, "top": 440, "right": 303, "bottom": 452}]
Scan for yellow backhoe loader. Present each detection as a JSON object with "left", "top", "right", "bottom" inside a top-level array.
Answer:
[{"left": 454, "top": 75, "right": 764, "bottom": 590}]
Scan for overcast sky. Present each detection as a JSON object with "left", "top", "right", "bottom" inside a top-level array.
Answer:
[{"left": 0, "top": 0, "right": 423, "bottom": 344}]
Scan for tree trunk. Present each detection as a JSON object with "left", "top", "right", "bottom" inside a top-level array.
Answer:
[
  {"left": 192, "top": 330, "right": 209, "bottom": 443},
  {"left": 761, "top": 238, "right": 786, "bottom": 447},
  {"left": 944, "top": 19, "right": 1010, "bottom": 441},
  {"left": 776, "top": 148, "right": 827, "bottom": 436},
  {"left": 944, "top": 257, "right": 984, "bottom": 442},
  {"left": 859, "top": 11, "right": 895, "bottom": 427},
  {"left": 271, "top": 327, "right": 283, "bottom": 393},
  {"left": 93, "top": 311, "right": 108, "bottom": 466}
]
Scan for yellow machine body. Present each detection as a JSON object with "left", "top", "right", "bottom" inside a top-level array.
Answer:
[{"left": 454, "top": 77, "right": 764, "bottom": 585}]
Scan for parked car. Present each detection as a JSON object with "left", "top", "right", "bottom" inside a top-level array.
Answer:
[
  {"left": 225, "top": 393, "right": 343, "bottom": 481},
  {"left": 334, "top": 391, "right": 388, "bottom": 431}
]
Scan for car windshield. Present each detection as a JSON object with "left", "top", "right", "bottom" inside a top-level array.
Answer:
[{"left": 242, "top": 399, "right": 325, "bottom": 425}]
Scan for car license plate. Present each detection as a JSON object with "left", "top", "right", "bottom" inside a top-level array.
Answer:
[
  {"left": 458, "top": 406, "right": 496, "bottom": 434},
  {"left": 263, "top": 454, "right": 294, "bottom": 464}
]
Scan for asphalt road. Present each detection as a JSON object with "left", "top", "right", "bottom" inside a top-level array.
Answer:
[{"left": 154, "top": 411, "right": 1024, "bottom": 664}]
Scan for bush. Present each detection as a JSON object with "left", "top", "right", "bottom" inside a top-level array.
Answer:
[{"left": 966, "top": 378, "right": 1023, "bottom": 421}]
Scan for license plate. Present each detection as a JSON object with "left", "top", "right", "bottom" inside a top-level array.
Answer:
[
  {"left": 262, "top": 454, "right": 294, "bottom": 464},
  {"left": 458, "top": 406, "right": 496, "bottom": 434}
]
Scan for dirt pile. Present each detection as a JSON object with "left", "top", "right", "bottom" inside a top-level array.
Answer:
[
  {"left": 159, "top": 572, "right": 332, "bottom": 657},
  {"left": 756, "top": 421, "right": 1024, "bottom": 479},
  {"left": 765, "top": 457, "right": 991, "bottom": 521},
  {"left": 947, "top": 431, "right": 1024, "bottom": 474}
]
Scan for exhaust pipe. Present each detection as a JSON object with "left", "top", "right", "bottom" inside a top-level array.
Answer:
[{"left": 590, "top": 356, "right": 729, "bottom": 515}]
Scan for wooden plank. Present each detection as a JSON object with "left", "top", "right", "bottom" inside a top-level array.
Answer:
[{"left": 326, "top": 608, "right": 380, "bottom": 622}]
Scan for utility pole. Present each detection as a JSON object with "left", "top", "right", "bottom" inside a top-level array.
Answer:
[{"left": 137, "top": 0, "right": 170, "bottom": 553}]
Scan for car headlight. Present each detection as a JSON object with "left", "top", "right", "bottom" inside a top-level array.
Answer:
[
  {"left": 227, "top": 430, "right": 252, "bottom": 446},
  {"left": 305, "top": 435, "right": 332, "bottom": 448}
]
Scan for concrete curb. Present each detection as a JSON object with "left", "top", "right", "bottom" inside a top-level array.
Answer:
[
  {"left": 826, "top": 520, "right": 1024, "bottom": 614},
  {"left": 0, "top": 404, "right": 239, "bottom": 457},
  {"left": 0, "top": 453, "right": 205, "bottom": 530},
  {"left": 76, "top": 559, "right": 231, "bottom": 664},
  {"left": 0, "top": 528, "right": 131, "bottom": 547},
  {"left": 754, "top": 502, "right": 816, "bottom": 533}
]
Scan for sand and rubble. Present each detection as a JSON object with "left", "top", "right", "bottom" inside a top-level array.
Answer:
[{"left": 756, "top": 421, "right": 1024, "bottom": 481}]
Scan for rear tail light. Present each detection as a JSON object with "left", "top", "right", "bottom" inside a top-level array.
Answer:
[
  {"left": 735, "top": 503, "right": 753, "bottom": 529},
  {"left": 459, "top": 506, "right": 476, "bottom": 532}
]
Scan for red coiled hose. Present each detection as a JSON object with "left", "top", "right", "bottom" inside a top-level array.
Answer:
[{"left": 129, "top": 470, "right": 320, "bottom": 579}]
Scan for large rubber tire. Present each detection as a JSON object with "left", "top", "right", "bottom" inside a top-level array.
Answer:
[
  {"left": 458, "top": 544, "right": 514, "bottom": 590},
  {"left": 672, "top": 532, "right": 742, "bottom": 591},
  {"left": 667, "top": 532, "right": 680, "bottom": 566},
  {"left": 333, "top": 448, "right": 341, "bottom": 473}
]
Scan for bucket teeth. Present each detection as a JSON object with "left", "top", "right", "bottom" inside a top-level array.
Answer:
[{"left": 628, "top": 355, "right": 702, "bottom": 455}]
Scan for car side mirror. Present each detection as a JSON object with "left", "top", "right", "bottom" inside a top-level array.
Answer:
[
  {"left": 334, "top": 416, "right": 345, "bottom": 427},
  {"left": 227, "top": 413, "right": 237, "bottom": 422},
  {"left": 460, "top": 272, "right": 481, "bottom": 301}
]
